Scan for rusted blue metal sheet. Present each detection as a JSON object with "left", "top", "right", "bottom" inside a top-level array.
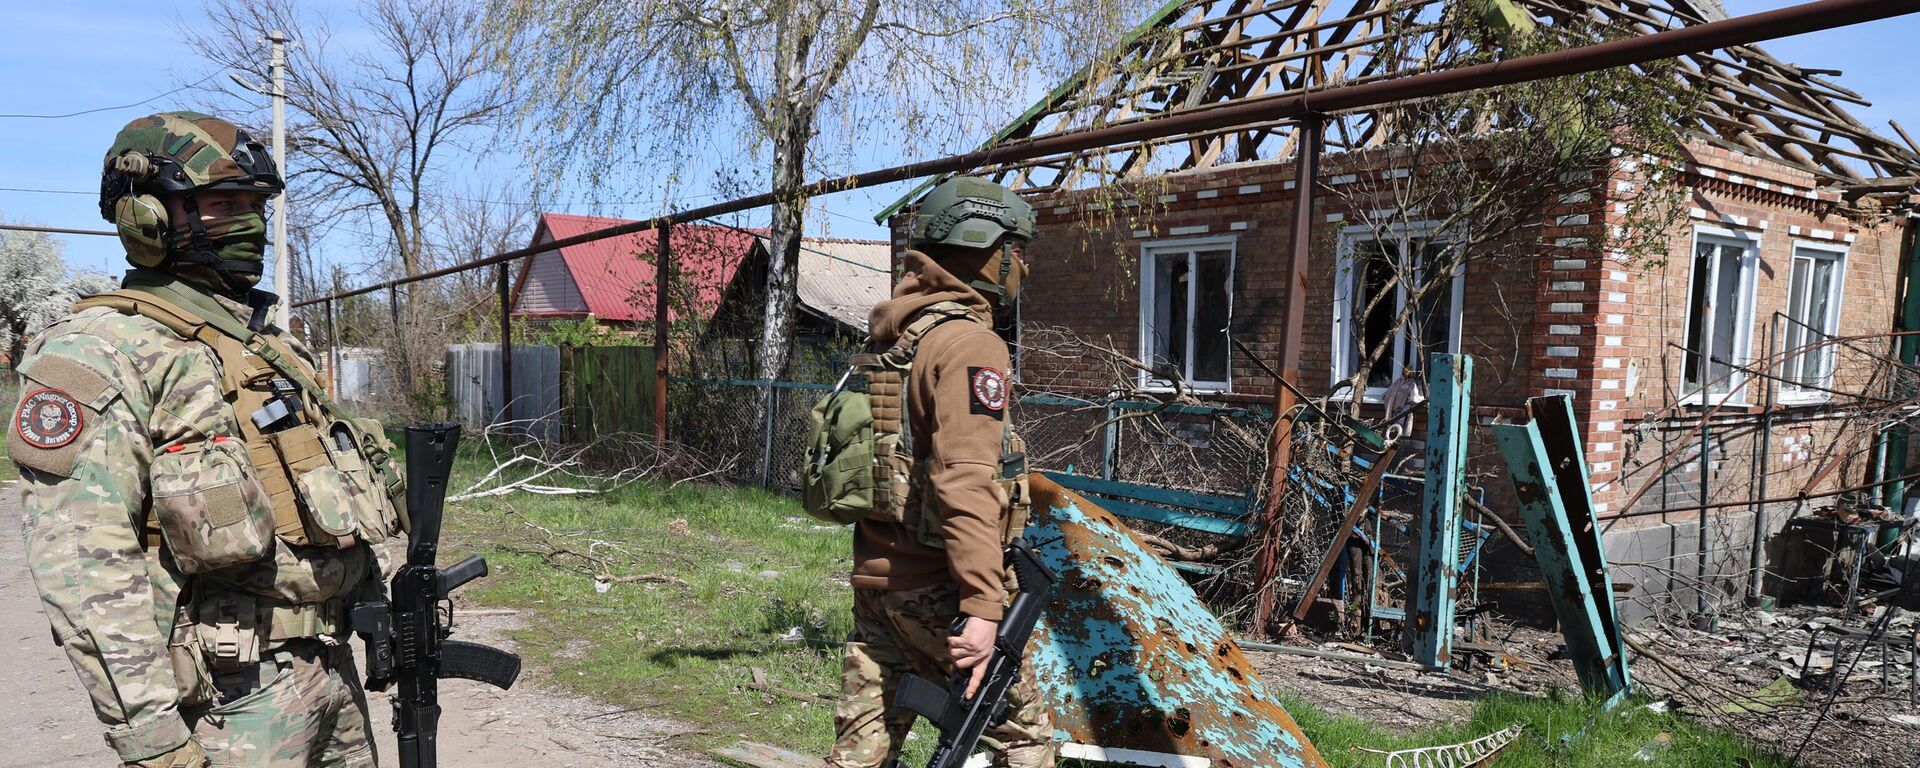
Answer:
[
  {"left": 1411, "top": 354, "right": 1472, "bottom": 669},
  {"left": 1024, "top": 474, "right": 1328, "bottom": 768},
  {"left": 1491, "top": 395, "right": 1631, "bottom": 704}
]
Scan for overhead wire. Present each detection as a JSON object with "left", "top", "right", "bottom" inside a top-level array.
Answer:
[{"left": 0, "top": 73, "right": 223, "bottom": 119}]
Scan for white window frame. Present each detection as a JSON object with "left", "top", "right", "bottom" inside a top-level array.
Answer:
[
  {"left": 1778, "top": 240, "right": 1847, "bottom": 404},
  {"left": 1679, "top": 225, "right": 1760, "bottom": 405},
  {"left": 1138, "top": 236, "right": 1237, "bottom": 393},
  {"left": 1330, "top": 222, "right": 1467, "bottom": 402}
]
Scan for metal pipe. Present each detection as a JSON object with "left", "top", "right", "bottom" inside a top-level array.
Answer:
[
  {"left": 324, "top": 297, "right": 338, "bottom": 397},
  {"left": 498, "top": 262, "right": 513, "bottom": 426},
  {"left": 1750, "top": 313, "right": 1779, "bottom": 603},
  {"left": 654, "top": 224, "right": 672, "bottom": 451},
  {"left": 1251, "top": 114, "right": 1323, "bottom": 634},
  {"left": 1697, "top": 400, "right": 1713, "bottom": 625},
  {"left": 293, "top": 0, "right": 1920, "bottom": 309},
  {"left": 0, "top": 223, "right": 116, "bottom": 237}
]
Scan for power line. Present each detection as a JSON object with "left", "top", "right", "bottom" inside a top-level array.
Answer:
[
  {"left": 0, "top": 187, "right": 93, "bottom": 196},
  {"left": 0, "top": 73, "right": 224, "bottom": 120}
]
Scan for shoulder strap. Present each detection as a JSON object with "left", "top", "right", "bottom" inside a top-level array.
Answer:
[
  {"left": 76, "top": 282, "right": 338, "bottom": 419},
  {"left": 886, "top": 301, "right": 987, "bottom": 361}
]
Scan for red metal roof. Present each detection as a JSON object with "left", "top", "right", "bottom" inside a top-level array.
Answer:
[{"left": 520, "top": 213, "right": 760, "bottom": 323}]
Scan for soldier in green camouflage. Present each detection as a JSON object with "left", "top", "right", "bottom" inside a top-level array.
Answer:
[{"left": 14, "top": 112, "right": 402, "bottom": 767}]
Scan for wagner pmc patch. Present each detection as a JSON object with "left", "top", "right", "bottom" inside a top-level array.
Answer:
[
  {"left": 8, "top": 354, "right": 119, "bottom": 477},
  {"left": 969, "top": 367, "right": 1007, "bottom": 418},
  {"left": 16, "top": 389, "right": 83, "bottom": 449}
]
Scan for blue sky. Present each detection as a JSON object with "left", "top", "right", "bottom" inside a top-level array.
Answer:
[{"left": 1, "top": 1, "right": 1914, "bottom": 290}]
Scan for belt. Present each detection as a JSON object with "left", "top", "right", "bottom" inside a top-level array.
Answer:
[{"left": 267, "top": 599, "right": 347, "bottom": 641}]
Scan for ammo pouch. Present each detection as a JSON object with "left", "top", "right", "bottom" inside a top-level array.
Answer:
[
  {"left": 152, "top": 437, "right": 276, "bottom": 575},
  {"left": 168, "top": 600, "right": 215, "bottom": 706},
  {"left": 190, "top": 592, "right": 349, "bottom": 672}
]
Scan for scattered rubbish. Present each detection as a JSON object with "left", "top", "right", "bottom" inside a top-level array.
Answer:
[
  {"left": 1890, "top": 714, "right": 1920, "bottom": 727},
  {"left": 1643, "top": 700, "right": 1671, "bottom": 713},
  {"left": 594, "top": 578, "right": 612, "bottom": 594},
  {"left": 775, "top": 626, "right": 805, "bottom": 643}
]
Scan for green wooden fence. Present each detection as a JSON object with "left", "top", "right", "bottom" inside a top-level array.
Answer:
[{"left": 561, "top": 346, "right": 656, "bottom": 442}]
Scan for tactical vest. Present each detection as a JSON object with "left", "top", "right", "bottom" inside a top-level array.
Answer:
[
  {"left": 72, "top": 286, "right": 407, "bottom": 554},
  {"left": 804, "top": 301, "right": 1029, "bottom": 548}
]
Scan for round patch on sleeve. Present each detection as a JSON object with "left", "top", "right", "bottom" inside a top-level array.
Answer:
[
  {"left": 970, "top": 367, "right": 1008, "bottom": 412},
  {"left": 16, "top": 389, "right": 84, "bottom": 449}
]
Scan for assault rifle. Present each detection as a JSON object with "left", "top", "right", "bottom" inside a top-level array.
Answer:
[
  {"left": 889, "top": 537, "right": 1057, "bottom": 768},
  {"left": 351, "top": 424, "right": 522, "bottom": 768}
]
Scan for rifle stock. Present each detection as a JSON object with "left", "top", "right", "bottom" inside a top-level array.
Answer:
[
  {"left": 351, "top": 423, "right": 522, "bottom": 768},
  {"left": 889, "top": 537, "right": 1056, "bottom": 768}
]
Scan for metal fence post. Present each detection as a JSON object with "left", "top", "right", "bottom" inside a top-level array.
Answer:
[
  {"left": 324, "top": 297, "right": 338, "bottom": 398},
  {"left": 760, "top": 382, "right": 777, "bottom": 488},
  {"left": 1102, "top": 401, "right": 1118, "bottom": 481},
  {"left": 498, "top": 261, "right": 513, "bottom": 427},
  {"left": 1251, "top": 115, "right": 1324, "bottom": 634},
  {"left": 1411, "top": 353, "right": 1471, "bottom": 669},
  {"left": 654, "top": 222, "right": 672, "bottom": 450}
]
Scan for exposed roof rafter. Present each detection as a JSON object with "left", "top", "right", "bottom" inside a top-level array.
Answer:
[{"left": 882, "top": 0, "right": 1918, "bottom": 215}]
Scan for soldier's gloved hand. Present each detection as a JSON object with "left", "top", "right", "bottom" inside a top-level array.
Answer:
[
  {"left": 121, "top": 739, "right": 210, "bottom": 768},
  {"left": 948, "top": 616, "right": 999, "bottom": 699}
]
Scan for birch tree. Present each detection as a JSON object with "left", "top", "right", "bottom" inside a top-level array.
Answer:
[{"left": 490, "top": 0, "right": 1146, "bottom": 382}]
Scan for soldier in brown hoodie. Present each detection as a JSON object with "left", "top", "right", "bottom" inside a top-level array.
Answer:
[{"left": 826, "top": 177, "right": 1053, "bottom": 768}]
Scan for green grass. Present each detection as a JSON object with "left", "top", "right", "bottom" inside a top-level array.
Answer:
[
  {"left": 437, "top": 442, "right": 1789, "bottom": 767},
  {"left": 442, "top": 447, "right": 860, "bottom": 758},
  {"left": 1274, "top": 690, "right": 1788, "bottom": 767}
]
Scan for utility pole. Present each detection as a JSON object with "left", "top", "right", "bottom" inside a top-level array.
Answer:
[{"left": 268, "top": 29, "right": 291, "bottom": 326}]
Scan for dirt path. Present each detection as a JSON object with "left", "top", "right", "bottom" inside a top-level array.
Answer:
[{"left": 0, "top": 487, "right": 725, "bottom": 768}]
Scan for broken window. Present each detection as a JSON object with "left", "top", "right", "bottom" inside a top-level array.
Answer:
[
  {"left": 1681, "top": 229, "right": 1757, "bottom": 400},
  {"left": 1332, "top": 226, "right": 1464, "bottom": 399},
  {"left": 1782, "top": 244, "right": 1845, "bottom": 397},
  {"left": 1141, "top": 238, "right": 1235, "bottom": 390}
]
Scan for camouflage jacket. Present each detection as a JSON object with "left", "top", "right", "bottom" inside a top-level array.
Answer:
[{"left": 10, "top": 277, "right": 379, "bottom": 761}]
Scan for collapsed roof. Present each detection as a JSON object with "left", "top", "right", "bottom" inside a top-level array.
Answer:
[{"left": 886, "top": 0, "right": 1919, "bottom": 214}]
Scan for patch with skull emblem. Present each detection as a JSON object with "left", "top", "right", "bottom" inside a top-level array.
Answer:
[
  {"left": 16, "top": 389, "right": 83, "bottom": 449},
  {"left": 969, "top": 367, "right": 1007, "bottom": 418}
]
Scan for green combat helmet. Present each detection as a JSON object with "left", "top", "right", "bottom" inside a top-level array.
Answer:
[
  {"left": 909, "top": 176, "right": 1036, "bottom": 250},
  {"left": 909, "top": 176, "right": 1036, "bottom": 306},
  {"left": 98, "top": 111, "right": 283, "bottom": 288}
]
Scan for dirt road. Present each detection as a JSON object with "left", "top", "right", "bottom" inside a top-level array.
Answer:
[{"left": 0, "top": 487, "right": 724, "bottom": 768}]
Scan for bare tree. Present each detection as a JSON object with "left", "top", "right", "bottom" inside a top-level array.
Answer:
[
  {"left": 489, "top": 0, "right": 1148, "bottom": 384},
  {"left": 182, "top": 0, "right": 529, "bottom": 416},
  {"left": 183, "top": 0, "right": 521, "bottom": 281}
]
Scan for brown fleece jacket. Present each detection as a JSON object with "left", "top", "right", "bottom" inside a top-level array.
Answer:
[{"left": 850, "top": 250, "right": 1012, "bottom": 621}]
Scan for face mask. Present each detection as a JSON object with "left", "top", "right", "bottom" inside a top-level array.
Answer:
[{"left": 169, "top": 212, "right": 268, "bottom": 298}]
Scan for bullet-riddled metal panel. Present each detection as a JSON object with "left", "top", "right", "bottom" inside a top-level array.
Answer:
[
  {"left": 1411, "top": 354, "right": 1472, "bottom": 669},
  {"left": 1024, "top": 474, "right": 1328, "bottom": 768},
  {"left": 1491, "top": 395, "right": 1630, "bottom": 703}
]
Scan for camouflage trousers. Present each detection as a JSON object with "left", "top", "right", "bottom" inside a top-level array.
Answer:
[
  {"left": 185, "top": 639, "right": 376, "bottom": 767},
  {"left": 827, "top": 583, "right": 1054, "bottom": 768}
]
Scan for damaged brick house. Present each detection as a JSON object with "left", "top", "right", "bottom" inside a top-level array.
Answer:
[{"left": 883, "top": 0, "right": 1920, "bottom": 618}]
